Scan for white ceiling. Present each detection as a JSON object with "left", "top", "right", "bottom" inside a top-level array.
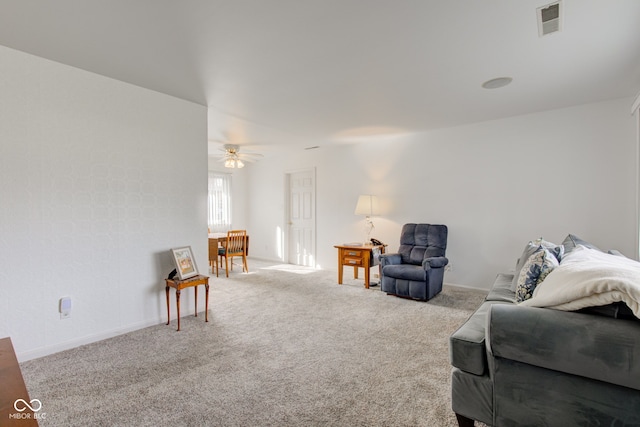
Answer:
[{"left": 1, "top": 1, "right": 639, "bottom": 153}]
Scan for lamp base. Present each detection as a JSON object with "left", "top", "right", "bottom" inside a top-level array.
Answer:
[{"left": 363, "top": 216, "right": 374, "bottom": 245}]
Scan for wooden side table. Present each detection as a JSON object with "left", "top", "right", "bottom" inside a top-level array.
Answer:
[
  {"left": 334, "top": 243, "right": 386, "bottom": 289},
  {"left": 165, "top": 274, "right": 209, "bottom": 331}
]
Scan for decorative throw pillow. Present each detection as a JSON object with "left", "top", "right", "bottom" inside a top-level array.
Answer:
[
  {"left": 562, "top": 234, "right": 600, "bottom": 254},
  {"left": 510, "top": 242, "right": 540, "bottom": 291},
  {"left": 516, "top": 247, "right": 559, "bottom": 303},
  {"left": 510, "top": 238, "right": 563, "bottom": 291},
  {"left": 536, "top": 238, "right": 564, "bottom": 262},
  {"left": 519, "top": 245, "right": 640, "bottom": 318}
]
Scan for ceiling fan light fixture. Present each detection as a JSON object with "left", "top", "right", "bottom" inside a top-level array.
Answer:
[{"left": 217, "top": 142, "right": 263, "bottom": 168}]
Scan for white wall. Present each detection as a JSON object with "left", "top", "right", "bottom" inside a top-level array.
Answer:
[
  {"left": 0, "top": 46, "right": 208, "bottom": 360},
  {"left": 244, "top": 97, "right": 637, "bottom": 289}
]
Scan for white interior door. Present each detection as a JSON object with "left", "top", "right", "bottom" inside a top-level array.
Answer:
[{"left": 287, "top": 169, "right": 315, "bottom": 266}]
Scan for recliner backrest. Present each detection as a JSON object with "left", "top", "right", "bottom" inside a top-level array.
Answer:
[{"left": 398, "top": 223, "right": 448, "bottom": 265}]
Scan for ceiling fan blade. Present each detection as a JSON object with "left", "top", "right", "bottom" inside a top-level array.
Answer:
[{"left": 209, "top": 137, "right": 266, "bottom": 167}]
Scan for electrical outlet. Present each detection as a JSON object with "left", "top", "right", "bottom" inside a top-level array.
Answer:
[{"left": 59, "top": 297, "right": 72, "bottom": 320}]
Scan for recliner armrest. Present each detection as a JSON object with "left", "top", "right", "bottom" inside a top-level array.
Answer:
[
  {"left": 487, "top": 304, "right": 640, "bottom": 391},
  {"left": 379, "top": 253, "right": 402, "bottom": 266},
  {"left": 422, "top": 256, "right": 448, "bottom": 270}
]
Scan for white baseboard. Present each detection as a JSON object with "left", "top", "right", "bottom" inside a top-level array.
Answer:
[
  {"left": 247, "top": 255, "right": 288, "bottom": 264},
  {"left": 443, "top": 281, "right": 490, "bottom": 294},
  {"left": 17, "top": 317, "right": 169, "bottom": 362}
]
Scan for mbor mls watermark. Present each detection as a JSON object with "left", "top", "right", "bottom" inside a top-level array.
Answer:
[{"left": 8, "top": 398, "right": 46, "bottom": 421}]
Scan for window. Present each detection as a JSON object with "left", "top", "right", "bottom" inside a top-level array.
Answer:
[{"left": 208, "top": 172, "right": 232, "bottom": 233}]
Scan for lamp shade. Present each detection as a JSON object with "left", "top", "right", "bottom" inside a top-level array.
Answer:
[{"left": 354, "top": 195, "right": 379, "bottom": 216}]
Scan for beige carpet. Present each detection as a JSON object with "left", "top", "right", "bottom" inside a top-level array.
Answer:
[{"left": 20, "top": 260, "right": 486, "bottom": 427}]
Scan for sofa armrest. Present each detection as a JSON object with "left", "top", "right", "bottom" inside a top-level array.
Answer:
[
  {"left": 422, "top": 256, "right": 449, "bottom": 268},
  {"left": 487, "top": 304, "right": 640, "bottom": 390},
  {"left": 450, "top": 301, "right": 512, "bottom": 376},
  {"left": 422, "top": 256, "right": 448, "bottom": 270},
  {"left": 379, "top": 253, "right": 402, "bottom": 266}
]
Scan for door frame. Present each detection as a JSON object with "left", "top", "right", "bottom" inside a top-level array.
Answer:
[{"left": 284, "top": 167, "right": 317, "bottom": 266}]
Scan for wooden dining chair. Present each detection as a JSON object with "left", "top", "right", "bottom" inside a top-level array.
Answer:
[
  {"left": 208, "top": 237, "right": 220, "bottom": 277},
  {"left": 219, "top": 230, "right": 248, "bottom": 277}
]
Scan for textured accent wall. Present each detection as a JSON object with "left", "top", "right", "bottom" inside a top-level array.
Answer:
[{"left": 0, "top": 45, "right": 208, "bottom": 360}]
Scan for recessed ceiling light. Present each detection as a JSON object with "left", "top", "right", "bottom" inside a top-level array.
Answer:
[{"left": 482, "top": 77, "right": 513, "bottom": 89}]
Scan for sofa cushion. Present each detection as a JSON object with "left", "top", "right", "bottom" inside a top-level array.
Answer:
[
  {"left": 562, "top": 233, "right": 600, "bottom": 254},
  {"left": 382, "top": 264, "right": 424, "bottom": 282},
  {"left": 515, "top": 247, "right": 559, "bottom": 303},
  {"left": 486, "top": 273, "right": 516, "bottom": 303},
  {"left": 450, "top": 300, "right": 511, "bottom": 376}
]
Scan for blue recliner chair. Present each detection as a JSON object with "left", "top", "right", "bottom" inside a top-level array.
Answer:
[{"left": 379, "top": 223, "right": 448, "bottom": 301}]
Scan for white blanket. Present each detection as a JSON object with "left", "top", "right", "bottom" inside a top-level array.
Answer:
[{"left": 519, "top": 245, "right": 640, "bottom": 318}]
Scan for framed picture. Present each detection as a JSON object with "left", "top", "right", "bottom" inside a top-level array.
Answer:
[{"left": 170, "top": 246, "right": 199, "bottom": 280}]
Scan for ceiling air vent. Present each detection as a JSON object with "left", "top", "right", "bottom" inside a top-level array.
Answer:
[{"left": 537, "top": 1, "right": 562, "bottom": 37}]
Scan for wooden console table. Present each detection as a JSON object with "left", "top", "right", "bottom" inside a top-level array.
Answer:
[
  {"left": 334, "top": 243, "right": 386, "bottom": 289},
  {"left": 0, "top": 337, "right": 39, "bottom": 426},
  {"left": 165, "top": 274, "right": 209, "bottom": 331}
]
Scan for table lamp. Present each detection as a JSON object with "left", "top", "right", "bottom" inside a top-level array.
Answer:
[{"left": 354, "top": 194, "right": 379, "bottom": 244}]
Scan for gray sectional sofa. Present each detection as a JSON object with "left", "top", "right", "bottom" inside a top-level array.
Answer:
[{"left": 449, "top": 236, "right": 640, "bottom": 427}]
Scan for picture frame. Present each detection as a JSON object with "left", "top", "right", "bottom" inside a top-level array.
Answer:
[{"left": 170, "top": 246, "right": 199, "bottom": 280}]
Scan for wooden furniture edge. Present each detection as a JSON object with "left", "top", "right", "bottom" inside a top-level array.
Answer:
[{"left": 0, "top": 337, "right": 39, "bottom": 426}]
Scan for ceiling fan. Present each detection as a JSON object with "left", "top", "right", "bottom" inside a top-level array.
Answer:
[{"left": 217, "top": 144, "right": 263, "bottom": 169}]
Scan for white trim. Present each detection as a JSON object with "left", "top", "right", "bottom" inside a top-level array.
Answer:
[
  {"left": 17, "top": 317, "right": 167, "bottom": 362},
  {"left": 443, "top": 282, "right": 490, "bottom": 294}
]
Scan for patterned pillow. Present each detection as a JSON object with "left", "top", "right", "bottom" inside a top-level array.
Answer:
[
  {"left": 516, "top": 247, "right": 559, "bottom": 303},
  {"left": 510, "top": 238, "right": 563, "bottom": 291},
  {"left": 535, "top": 238, "right": 564, "bottom": 262},
  {"left": 510, "top": 241, "right": 540, "bottom": 291}
]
